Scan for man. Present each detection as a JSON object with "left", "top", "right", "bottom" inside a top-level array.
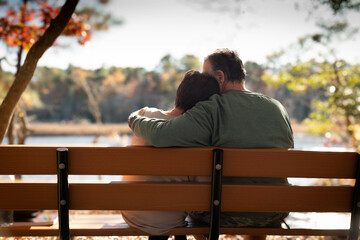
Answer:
[{"left": 128, "top": 49, "right": 294, "bottom": 239}]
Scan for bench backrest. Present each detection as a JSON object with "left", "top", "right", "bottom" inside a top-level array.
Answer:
[{"left": 0, "top": 146, "right": 359, "bottom": 239}]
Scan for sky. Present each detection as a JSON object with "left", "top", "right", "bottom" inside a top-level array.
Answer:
[{"left": 2, "top": 0, "right": 360, "bottom": 71}]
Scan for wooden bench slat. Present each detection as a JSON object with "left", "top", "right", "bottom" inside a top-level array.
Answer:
[
  {"left": 0, "top": 182, "right": 353, "bottom": 212},
  {"left": 0, "top": 213, "right": 350, "bottom": 237},
  {"left": 0, "top": 183, "right": 57, "bottom": 210},
  {"left": 69, "top": 228, "right": 350, "bottom": 237},
  {"left": 0, "top": 146, "right": 57, "bottom": 174},
  {"left": 224, "top": 149, "right": 358, "bottom": 178},
  {"left": 0, "top": 183, "right": 353, "bottom": 212},
  {"left": 222, "top": 184, "right": 353, "bottom": 212},
  {"left": 0, "top": 146, "right": 213, "bottom": 175},
  {"left": 0, "top": 147, "right": 357, "bottom": 178},
  {"left": 0, "top": 226, "right": 350, "bottom": 237},
  {"left": 62, "top": 148, "right": 360, "bottom": 178},
  {"left": 68, "top": 147, "right": 213, "bottom": 176},
  {"left": 0, "top": 228, "right": 59, "bottom": 237},
  {"left": 68, "top": 183, "right": 353, "bottom": 212},
  {"left": 69, "top": 182, "right": 210, "bottom": 211},
  {"left": 219, "top": 228, "right": 349, "bottom": 236}
]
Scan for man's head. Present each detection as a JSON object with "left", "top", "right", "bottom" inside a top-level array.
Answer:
[
  {"left": 175, "top": 70, "right": 220, "bottom": 112},
  {"left": 203, "top": 48, "right": 246, "bottom": 92}
]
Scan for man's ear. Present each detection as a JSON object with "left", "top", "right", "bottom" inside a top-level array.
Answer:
[{"left": 216, "top": 70, "right": 225, "bottom": 85}]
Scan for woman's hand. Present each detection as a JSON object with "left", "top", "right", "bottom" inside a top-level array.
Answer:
[{"left": 137, "top": 107, "right": 148, "bottom": 116}]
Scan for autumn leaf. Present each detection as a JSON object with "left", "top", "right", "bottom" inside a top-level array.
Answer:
[{"left": 0, "top": 0, "right": 93, "bottom": 52}]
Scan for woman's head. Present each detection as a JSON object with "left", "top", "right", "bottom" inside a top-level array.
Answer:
[{"left": 175, "top": 70, "right": 220, "bottom": 112}]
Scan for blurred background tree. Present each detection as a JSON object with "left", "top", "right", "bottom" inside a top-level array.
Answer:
[
  {"left": 0, "top": 0, "right": 121, "bottom": 144},
  {"left": 263, "top": 0, "right": 360, "bottom": 150},
  {"left": 25, "top": 54, "right": 202, "bottom": 125}
]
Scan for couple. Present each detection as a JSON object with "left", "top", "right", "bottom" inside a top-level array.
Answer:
[{"left": 124, "top": 49, "right": 294, "bottom": 240}]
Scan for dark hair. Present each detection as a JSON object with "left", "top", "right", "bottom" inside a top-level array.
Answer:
[
  {"left": 175, "top": 70, "right": 220, "bottom": 111},
  {"left": 205, "top": 48, "right": 246, "bottom": 82}
]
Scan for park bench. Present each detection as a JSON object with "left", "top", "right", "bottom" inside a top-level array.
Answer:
[{"left": 0, "top": 145, "right": 359, "bottom": 240}]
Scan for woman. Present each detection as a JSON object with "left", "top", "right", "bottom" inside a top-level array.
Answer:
[{"left": 121, "top": 70, "right": 220, "bottom": 239}]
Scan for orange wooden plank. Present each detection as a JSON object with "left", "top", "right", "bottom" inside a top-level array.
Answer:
[
  {"left": 67, "top": 146, "right": 213, "bottom": 176},
  {"left": 67, "top": 183, "right": 353, "bottom": 212},
  {"left": 0, "top": 146, "right": 57, "bottom": 174},
  {"left": 0, "top": 146, "right": 357, "bottom": 178},
  {"left": 69, "top": 182, "right": 210, "bottom": 211},
  {"left": 70, "top": 227, "right": 349, "bottom": 237},
  {"left": 65, "top": 214, "right": 349, "bottom": 236},
  {"left": 68, "top": 147, "right": 359, "bottom": 178},
  {"left": 0, "top": 228, "right": 59, "bottom": 237},
  {"left": 0, "top": 182, "right": 352, "bottom": 212},
  {"left": 223, "top": 149, "right": 358, "bottom": 178},
  {"left": 222, "top": 184, "right": 353, "bottom": 212},
  {"left": 0, "top": 183, "right": 57, "bottom": 210},
  {"left": 0, "top": 228, "right": 349, "bottom": 237},
  {"left": 218, "top": 228, "right": 349, "bottom": 236},
  {"left": 0, "top": 221, "right": 350, "bottom": 237}
]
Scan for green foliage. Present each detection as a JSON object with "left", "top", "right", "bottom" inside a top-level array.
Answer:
[
  {"left": 314, "top": 0, "right": 360, "bottom": 14},
  {"left": 244, "top": 61, "right": 273, "bottom": 96},
  {"left": 303, "top": 116, "right": 333, "bottom": 135},
  {"left": 180, "top": 55, "right": 201, "bottom": 71},
  {"left": 263, "top": 59, "right": 360, "bottom": 148},
  {"left": 263, "top": 0, "right": 360, "bottom": 149}
]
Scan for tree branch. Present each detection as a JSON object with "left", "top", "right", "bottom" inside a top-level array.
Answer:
[{"left": 0, "top": 0, "right": 80, "bottom": 143}]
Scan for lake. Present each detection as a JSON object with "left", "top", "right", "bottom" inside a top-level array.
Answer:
[{"left": 2, "top": 133, "right": 331, "bottom": 148}]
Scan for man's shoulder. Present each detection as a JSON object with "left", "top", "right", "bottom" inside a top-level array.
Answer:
[
  {"left": 190, "top": 91, "right": 282, "bottom": 111},
  {"left": 242, "top": 91, "right": 285, "bottom": 108},
  {"left": 191, "top": 94, "right": 221, "bottom": 108},
  {"left": 222, "top": 90, "right": 289, "bottom": 115},
  {"left": 223, "top": 90, "right": 279, "bottom": 103}
]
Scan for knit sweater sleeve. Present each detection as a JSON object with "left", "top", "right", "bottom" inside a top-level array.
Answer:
[{"left": 128, "top": 104, "right": 213, "bottom": 147}]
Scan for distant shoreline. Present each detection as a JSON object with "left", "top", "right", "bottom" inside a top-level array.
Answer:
[
  {"left": 29, "top": 123, "right": 132, "bottom": 136},
  {"left": 28, "top": 121, "right": 308, "bottom": 136}
]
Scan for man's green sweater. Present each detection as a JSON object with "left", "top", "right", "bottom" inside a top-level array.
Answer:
[
  {"left": 129, "top": 90, "right": 293, "bottom": 149},
  {"left": 128, "top": 90, "right": 294, "bottom": 218}
]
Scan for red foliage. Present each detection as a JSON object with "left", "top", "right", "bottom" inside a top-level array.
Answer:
[{"left": 0, "top": 1, "right": 91, "bottom": 51}]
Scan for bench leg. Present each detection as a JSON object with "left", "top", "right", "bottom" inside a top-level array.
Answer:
[
  {"left": 348, "top": 153, "right": 360, "bottom": 240},
  {"left": 149, "top": 236, "right": 169, "bottom": 240},
  {"left": 57, "top": 148, "right": 70, "bottom": 240},
  {"left": 349, "top": 153, "right": 360, "bottom": 240},
  {"left": 174, "top": 235, "right": 187, "bottom": 240},
  {"left": 209, "top": 149, "right": 223, "bottom": 240}
]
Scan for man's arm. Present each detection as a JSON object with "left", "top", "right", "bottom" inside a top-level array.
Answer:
[{"left": 128, "top": 105, "right": 213, "bottom": 147}]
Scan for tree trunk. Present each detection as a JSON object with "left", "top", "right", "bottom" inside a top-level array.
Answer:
[
  {"left": 6, "top": 0, "right": 27, "bottom": 146},
  {"left": 0, "top": 0, "right": 79, "bottom": 143},
  {"left": 74, "top": 76, "right": 103, "bottom": 143},
  {"left": 8, "top": 38, "right": 25, "bottom": 145},
  {"left": 6, "top": 114, "right": 15, "bottom": 144},
  {"left": 17, "top": 108, "right": 30, "bottom": 145}
]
